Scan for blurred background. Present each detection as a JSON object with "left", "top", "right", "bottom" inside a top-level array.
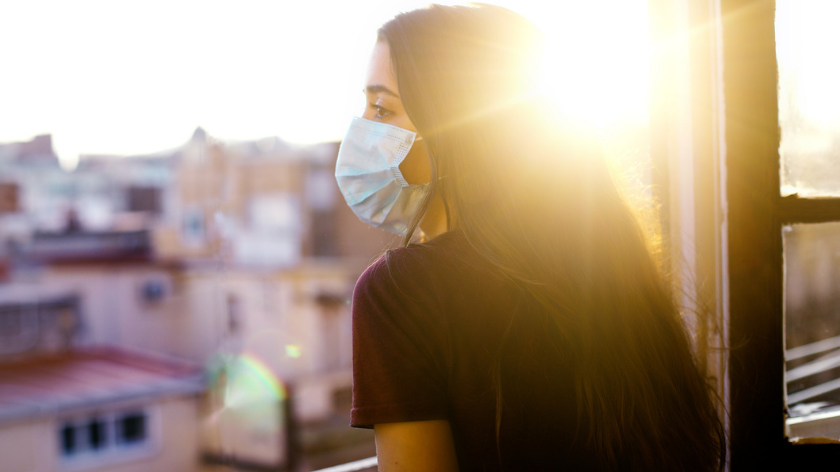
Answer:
[{"left": 0, "top": 1, "right": 652, "bottom": 471}]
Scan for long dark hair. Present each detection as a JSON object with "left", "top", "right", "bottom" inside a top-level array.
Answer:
[{"left": 379, "top": 4, "right": 725, "bottom": 471}]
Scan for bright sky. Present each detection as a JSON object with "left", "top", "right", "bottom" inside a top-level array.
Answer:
[
  {"left": 0, "top": 0, "right": 649, "bottom": 168},
  {"left": 777, "top": 0, "right": 840, "bottom": 125}
]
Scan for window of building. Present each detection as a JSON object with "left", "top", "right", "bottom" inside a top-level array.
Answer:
[
  {"left": 649, "top": 0, "right": 840, "bottom": 467},
  {"left": 181, "top": 206, "right": 205, "bottom": 246},
  {"left": 59, "top": 408, "right": 153, "bottom": 468},
  {"left": 126, "top": 186, "right": 162, "bottom": 214},
  {"left": 712, "top": 0, "right": 840, "bottom": 467},
  {"left": 226, "top": 294, "right": 241, "bottom": 335},
  {"left": 116, "top": 411, "right": 148, "bottom": 445},
  {"left": 776, "top": 1, "right": 840, "bottom": 439}
]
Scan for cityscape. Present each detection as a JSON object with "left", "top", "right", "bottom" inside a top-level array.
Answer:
[
  {"left": 3, "top": 0, "right": 840, "bottom": 470},
  {"left": 0, "top": 130, "right": 395, "bottom": 471}
]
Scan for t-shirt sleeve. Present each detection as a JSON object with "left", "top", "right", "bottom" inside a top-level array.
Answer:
[{"left": 350, "top": 254, "right": 449, "bottom": 428}]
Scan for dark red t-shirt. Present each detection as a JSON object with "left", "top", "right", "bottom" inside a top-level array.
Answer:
[{"left": 351, "top": 231, "right": 599, "bottom": 471}]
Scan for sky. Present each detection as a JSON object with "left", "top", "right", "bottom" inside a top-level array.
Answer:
[{"left": 0, "top": 0, "right": 649, "bottom": 168}]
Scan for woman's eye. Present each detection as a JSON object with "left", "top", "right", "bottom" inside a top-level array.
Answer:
[{"left": 371, "top": 104, "right": 391, "bottom": 119}]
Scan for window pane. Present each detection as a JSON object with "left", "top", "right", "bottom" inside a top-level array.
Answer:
[
  {"left": 61, "top": 423, "right": 76, "bottom": 456},
  {"left": 88, "top": 418, "right": 107, "bottom": 450},
  {"left": 785, "top": 222, "right": 840, "bottom": 438},
  {"left": 117, "top": 412, "right": 147, "bottom": 445},
  {"left": 777, "top": 1, "right": 840, "bottom": 197}
]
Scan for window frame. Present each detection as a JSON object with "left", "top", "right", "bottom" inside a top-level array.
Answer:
[
  {"left": 719, "top": 0, "right": 840, "bottom": 467},
  {"left": 58, "top": 406, "right": 157, "bottom": 471},
  {"left": 650, "top": 0, "right": 840, "bottom": 468}
]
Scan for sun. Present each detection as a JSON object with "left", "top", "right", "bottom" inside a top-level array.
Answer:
[{"left": 526, "top": 0, "right": 651, "bottom": 129}]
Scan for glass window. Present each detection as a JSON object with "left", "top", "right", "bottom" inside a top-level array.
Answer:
[
  {"left": 785, "top": 222, "right": 840, "bottom": 438},
  {"left": 88, "top": 418, "right": 107, "bottom": 450},
  {"left": 777, "top": 0, "right": 840, "bottom": 197},
  {"left": 117, "top": 411, "right": 147, "bottom": 445},
  {"left": 59, "top": 409, "right": 151, "bottom": 462},
  {"left": 60, "top": 423, "right": 76, "bottom": 456}
]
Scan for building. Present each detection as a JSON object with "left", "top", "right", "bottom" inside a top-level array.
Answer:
[
  {"left": 0, "top": 128, "right": 388, "bottom": 470},
  {"left": 0, "top": 347, "right": 204, "bottom": 472}
]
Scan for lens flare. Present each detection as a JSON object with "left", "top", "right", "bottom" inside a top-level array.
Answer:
[
  {"left": 285, "top": 344, "right": 302, "bottom": 359},
  {"left": 225, "top": 352, "right": 287, "bottom": 403},
  {"left": 203, "top": 352, "right": 287, "bottom": 463}
]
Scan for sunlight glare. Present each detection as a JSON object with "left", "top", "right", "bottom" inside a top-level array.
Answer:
[
  {"left": 532, "top": 1, "right": 650, "bottom": 129},
  {"left": 0, "top": 0, "right": 649, "bottom": 163},
  {"left": 777, "top": 0, "right": 840, "bottom": 124}
]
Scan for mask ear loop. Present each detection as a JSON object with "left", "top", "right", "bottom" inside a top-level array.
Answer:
[
  {"left": 420, "top": 135, "right": 452, "bottom": 232},
  {"left": 440, "top": 176, "right": 451, "bottom": 231},
  {"left": 402, "top": 133, "right": 433, "bottom": 245}
]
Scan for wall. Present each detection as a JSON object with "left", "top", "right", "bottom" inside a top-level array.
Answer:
[
  {"left": 39, "top": 261, "right": 357, "bottom": 424},
  {"left": 0, "top": 396, "right": 199, "bottom": 472}
]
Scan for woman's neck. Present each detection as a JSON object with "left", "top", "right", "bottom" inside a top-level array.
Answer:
[{"left": 419, "top": 190, "right": 452, "bottom": 239}]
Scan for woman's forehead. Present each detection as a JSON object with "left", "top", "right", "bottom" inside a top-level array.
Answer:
[{"left": 365, "top": 42, "right": 399, "bottom": 97}]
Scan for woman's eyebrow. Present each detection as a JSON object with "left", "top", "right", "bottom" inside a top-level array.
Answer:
[{"left": 364, "top": 85, "right": 400, "bottom": 98}]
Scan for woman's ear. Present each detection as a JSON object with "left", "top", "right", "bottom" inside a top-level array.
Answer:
[{"left": 399, "top": 137, "right": 432, "bottom": 186}]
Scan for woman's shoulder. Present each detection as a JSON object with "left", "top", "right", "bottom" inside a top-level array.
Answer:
[
  {"left": 353, "top": 230, "right": 477, "bottom": 312},
  {"left": 359, "top": 231, "right": 465, "bottom": 284}
]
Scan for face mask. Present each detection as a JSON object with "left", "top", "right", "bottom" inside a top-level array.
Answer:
[{"left": 335, "top": 117, "right": 428, "bottom": 235}]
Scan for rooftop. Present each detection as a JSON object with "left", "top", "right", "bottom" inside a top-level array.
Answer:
[{"left": 0, "top": 347, "right": 204, "bottom": 425}]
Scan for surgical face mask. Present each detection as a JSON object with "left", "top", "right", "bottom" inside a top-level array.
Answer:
[{"left": 335, "top": 117, "right": 428, "bottom": 235}]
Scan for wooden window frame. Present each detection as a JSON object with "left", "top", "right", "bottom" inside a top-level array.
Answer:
[
  {"left": 650, "top": 0, "right": 840, "bottom": 471},
  {"left": 723, "top": 0, "right": 840, "bottom": 467},
  {"left": 674, "top": 0, "right": 840, "bottom": 467},
  {"left": 650, "top": 0, "right": 840, "bottom": 468}
]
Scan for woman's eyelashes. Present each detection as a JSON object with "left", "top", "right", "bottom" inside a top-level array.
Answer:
[{"left": 369, "top": 103, "right": 392, "bottom": 120}]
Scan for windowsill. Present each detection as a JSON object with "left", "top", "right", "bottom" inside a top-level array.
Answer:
[
  {"left": 787, "top": 404, "right": 840, "bottom": 442},
  {"left": 312, "top": 456, "right": 377, "bottom": 472}
]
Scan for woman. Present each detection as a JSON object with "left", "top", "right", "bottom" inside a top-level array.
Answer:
[{"left": 335, "top": 4, "right": 725, "bottom": 471}]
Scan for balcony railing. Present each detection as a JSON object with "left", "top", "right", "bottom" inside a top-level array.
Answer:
[{"left": 313, "top": 456, "right": 377, "bottom": 472}]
